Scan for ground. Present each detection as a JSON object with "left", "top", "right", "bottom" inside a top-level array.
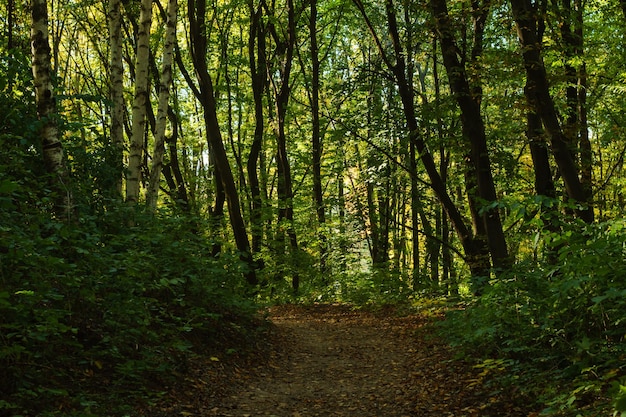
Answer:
[{"left": 148, "top": 304, "right": 535, "bottom": 416}]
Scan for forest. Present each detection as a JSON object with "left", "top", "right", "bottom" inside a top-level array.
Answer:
[{"left": 1, "top": 0, "right": 626, "bottom": 413}]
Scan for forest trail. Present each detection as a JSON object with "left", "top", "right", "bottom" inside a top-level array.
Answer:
[{"left": 203, "top": 304, "right": 532, "bottom": 417}]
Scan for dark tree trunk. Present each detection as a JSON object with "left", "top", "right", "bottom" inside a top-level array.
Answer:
[
  {"left": 429, "top": 0, "right": 510, "bottom": 273},
  {"left": 270, "top": 0, "right": 299, "bottom": 292},
  {"left": 166, "top": 108, "right": 190, "bottom": 210},
  {"left": 310, "top": 0, "right": 328, "bottom": 274},
  {"left": 354, "top": 0, "right": 493, "bottom": 286},
  {"left": 557, "top": 0, "right": 592, "bottom": 199},
  {"left": 188, "top": 0, "right": 257, "bottom": 285},
  {"left": 510, "top": 0, "right": 593, "bottom": 223},
  {"left": 247, "top": 2, "right": 266, "bottom": 254}
]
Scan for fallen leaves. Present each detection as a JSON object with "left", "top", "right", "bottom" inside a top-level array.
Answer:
[{"left": 142, "top": 304, "right": 536, "bottom": 416}]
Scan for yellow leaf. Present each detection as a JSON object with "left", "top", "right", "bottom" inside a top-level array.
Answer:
[
  {"left": 94, "top": 360, "right": 103, "bottom": 370},
  {"left": 210, "top": 356, "right": 220, "bottom": 362}
]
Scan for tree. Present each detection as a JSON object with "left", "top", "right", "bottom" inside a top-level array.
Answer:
[
  {"left": 267, "top": 0, "right": 301, "bottom": 292},
  {"left": 31, "top": 0, "right": 72, "bottom": 221},
  {"left": 147, "top": 0, "right": 178, "bottom": 210},
  {"left": 429, "top": 0, "right": 510, "bottom": 271},
  {"left": 509, "top": 0, "right": 594, "bottom": 223},
  {"left": 247, "top": 0, "right": 268, "bottom": 254},
  {"left": 188, "top": 0, "right": 258, "bottom": 285},
  {"left": 354, "top": 0, "right": 495, "bottom": 286},
  {"left": 108, "top": 0, "right": 124, "bottom": 196},
  {"left": 126, "top": 0, "right": 153, "bottom": 204},
  {"left": 309, "top": 0, "right": 328, "bottom": 274}
]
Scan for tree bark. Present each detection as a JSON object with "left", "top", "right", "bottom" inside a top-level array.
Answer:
[
  {"left": 31, "top": 0, "right": 72, "bottom": 222},
  {"left": 247, "top": 2, "right": 266, "bottom": 254},
  {"left": 557, "top": 0, "right": 592, "bottom": 199},
  {"left": 269, "top": 0, "right": 300, "bottom": 292},
  {"left": 108, "top": 0, "right": 125, "bottom": 196},
  {"left": 429, "top": 0, "right": 510, "bottom": 272},
  {"left": 310, "top": 0, "right": 328, "bottom": 274},
  {"left": 147, "top": 0, "right": 178, "bottom": 210},
  {"left": 510, "top": 0, "right": 594, "bottom": 222},
  {"left": 354, "top": 0, "right": 492, "bottom": 284},
  {"left": 165, "top": 107, "right": 190, "bottom": 210},
  {"left": 188, "top": 0, "right": 258, "bottom": 285},
  {"left": 126, "top": 0, "right": 152, "bottom": 204}
]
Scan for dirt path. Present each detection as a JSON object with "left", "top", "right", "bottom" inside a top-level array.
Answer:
[
  {"left": 215, "top": 304, "right": 420, "bottom": 416},
  {"left": 206, "top": 304, "right": 531, "bottom": 417},
  {"left": 148, "top": 304, "right": 532, "bottom": 416}
]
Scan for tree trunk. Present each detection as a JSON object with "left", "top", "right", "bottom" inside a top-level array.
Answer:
[
  {"left": 429, "top": 0, "right": 510, "bottom": 272},
  {"left": 31, "top": 0, "right": 72, "bottom": 222},
  {"left": 310, "top": 0, "right": 328, "bottom": 274},
  {"left": 510, "top": 0, "right": 593, "bottom": 222},
  {"left": 189, "top": 0, "right": 258, "bottom": 285},
  {"left": 108, "top": 0, "right": 125, "bottom": 197},
  {"left": 354, "top": 0, "right": 492, "bottom": 285},
  {"left": 147, "top": 0, "right": 177, "bottom": 210},
  {"left": 270, "top": 0, "right": 300, "bottom": 292},
  {"left": 165, "top": 107, "right": 190, "bottom": 210},
  {"left": 247, "top": 2, "right": 266, "bottom": 254},
  {"left": 126, "top": 0, "right": 152, "bottom": 204}
]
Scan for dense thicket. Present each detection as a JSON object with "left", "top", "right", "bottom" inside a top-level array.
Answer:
[{"left": 1, "top": 0, "right": 626, "bottom": 413}]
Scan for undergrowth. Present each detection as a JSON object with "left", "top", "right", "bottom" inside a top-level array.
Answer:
[
  {"left": 439, "top": 220, "right": 626, "bottom": 416},
  {"left": 0, "top": 162, "right": 262, "bottom": 416}
]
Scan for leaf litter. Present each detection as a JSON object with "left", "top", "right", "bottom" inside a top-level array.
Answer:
[{"left": 144, "top": 303, "right": 535, "bottom": 416}]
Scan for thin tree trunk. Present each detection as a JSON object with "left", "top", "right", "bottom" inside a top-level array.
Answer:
[
  {"left": 310, "top": 0, "right": 327, "bottom": 274},
  {"left": 247, "top": 2, "right": 266, "bottom": 254},
  {"left": 270, "top": 0, "right": 300, "bottom": 292},
  {"left": 31, "top": 0, "right": 72, "bottom": 222},
  {"left": 108, "top": 0, "right": 124, "bottom": 196},
  {"left": 557, "top": 0, "right": 591, "bottom": 198},
  {"left": 354, "top": 0, "right": 492, "bottom": 284},
  {"left": 166, "top": 107, "right": 190, "bottom": 210},
  {"left": 188, "top": 0, "right": 258, "bottom": 285},
  {"left": 574, "top": 0, "right": 592, "bottom": 199},
  {"left": 126, "top": 0, "right": 152, "bottom": 204},
  {"left": 147, "top": 0, "right": 177, "bottom": 210},
  {"left": 8, "top": 0, "right": 14, "bottom": 92}
]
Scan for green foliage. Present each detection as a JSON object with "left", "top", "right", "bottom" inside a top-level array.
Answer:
[
  {"left": 439, "top": 220, "right": 626, "bottom": 415},
  {"left": 0, "top": 130, "right": 260, "bottom": 416},
  {"left": 0, "top": 203, "right": 261, "bottom": 415}
]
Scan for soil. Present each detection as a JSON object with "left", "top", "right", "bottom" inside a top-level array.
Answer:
[{"left": 149, "top": 304, "right": 534, "bottom": 417}]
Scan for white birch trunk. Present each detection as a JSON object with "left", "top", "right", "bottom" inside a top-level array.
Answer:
[
  {"left": 126, "top": 0, "right": 153, "bottom": 204},
  {"left": 31, "top": 0, "right": 72, "bottom": 221},
  {"left": 108, "top": 0, "right": 125, "bottom": 196},
  {"left": 146, "top": 0, "right": 178, "bottom": 210}
]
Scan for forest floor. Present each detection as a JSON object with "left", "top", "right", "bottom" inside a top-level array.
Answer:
[{"left": 147, "top": 304, "right": 536, "bottom": 417}]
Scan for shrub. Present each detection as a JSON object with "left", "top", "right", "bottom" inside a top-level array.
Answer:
[{"left": 439, "top": 220, "right": 626, "bottom": 415}]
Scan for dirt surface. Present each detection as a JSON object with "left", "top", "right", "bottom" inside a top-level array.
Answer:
[{"left": 150, "top": 304, "right": 533, "bottom": 416}]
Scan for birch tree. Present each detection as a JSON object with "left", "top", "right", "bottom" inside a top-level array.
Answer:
[
  {"left": 147, "top": 0, "right": 178, "bottom": 210},
  {"left": 126, "top": 0, "right": 153, "bottom": 204},
  {"left": 31, "top": 0, "right": 72, "bottom": 221}
]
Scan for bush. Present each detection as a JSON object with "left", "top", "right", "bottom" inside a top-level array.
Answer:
[
  {"left": 439, "top": 220, "right": 626, "bottom": 415},
  {"left": 0, "top": 201, "right": 260, "bottom": 415}
]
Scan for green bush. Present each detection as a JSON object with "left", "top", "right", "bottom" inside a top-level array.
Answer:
[
  {"left": 0, "top": 172, "right": 260, "bottom": 416},
  {"left": 439, "top": 220, "right": 626, "bottom": 415},
  {"left": 0, "top": 69, "right": 262, "bottom": 415}
]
